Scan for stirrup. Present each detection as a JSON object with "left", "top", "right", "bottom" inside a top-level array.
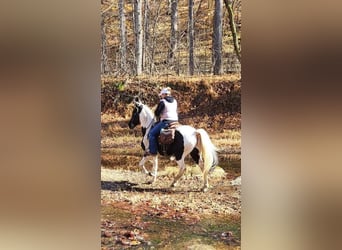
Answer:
[{"left": 144, "top": 151, "right": 157, "bottom": 157}]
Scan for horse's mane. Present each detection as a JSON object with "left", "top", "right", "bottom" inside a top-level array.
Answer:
[
  {"left": 139, "top": 103, "right": 155, "bottom": 127},
  {"left": 133, "top": 97, "right": 155, "bottom": 125},
  {"left": 142, "top": 104, "right": 154, "bottom": 116}
]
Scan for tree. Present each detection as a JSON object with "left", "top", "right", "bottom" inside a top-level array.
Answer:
[
  {"left": 101, "top": 14, "right": 109, "bottom": 74},
  {"left": 118, "top": 0, "right": 127, "bottom": 71},
  {"left": 188, "top": 0, "right": 195, "bottom": 75},
  {"left": 100, "top": 0, "right": 241, "bottom": 76},
  {"left": 147, "top": 0, "right": 163, "bottom": 75},
  {"left": 143, "top": 0, "right": 150, "bottom": 72},
  {"left": 133, "top": 0, "right": 143, "bottom": 75},
  {"left": 224, "top": 0, "right": 241, "bottom": 62},
  {"left": 212, "top": 0, "right": 223, "bottom": 75},
  {"left": 168, "top": 0, "right": 178, "bottom": 64}
]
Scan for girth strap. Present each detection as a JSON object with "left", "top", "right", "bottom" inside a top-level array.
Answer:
[{"left": 166, "top": 121, "right": 180, "bottom": 129}]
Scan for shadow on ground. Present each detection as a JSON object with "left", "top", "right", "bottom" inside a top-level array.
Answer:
[{"left": 101, "top": 180, "right": 204, "bottom": 193}]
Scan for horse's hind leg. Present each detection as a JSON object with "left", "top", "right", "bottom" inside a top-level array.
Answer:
[
  {"left": 190, "top": 148, "right": 204, "bottom": 171},
  {"left": 170, "top": 158, "right": 186, "bottom": 188},
  {"left": 199, "top": 156, "right": 210, "bottom": 191},
  {"left": 202, "top": 169, "right": 210, "bottom": 192},
  {"left": 191, "top": 148, "right": 208, "bottom": 191},
  {"left": 190, "top": 148, "right": 200, "bottom": 165},
  {"left": 201, "top": 157, "right": 211, "bottom": 192}
]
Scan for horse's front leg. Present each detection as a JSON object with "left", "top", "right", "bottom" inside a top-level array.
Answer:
[
  {"left": 139, "top": 137, "right": 151, "bottom": 175},
  {"left": 140, "top": 155, "right": 158, "bottom": 183},
  {"left": 150, "top": 155, "right": 158, "bottom": 183},
  {"left": 139, "top": 156, "right": 150, "bottom": 175}
]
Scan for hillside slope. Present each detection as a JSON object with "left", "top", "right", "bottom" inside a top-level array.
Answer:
[{"left": 101, "top": 75, "right": 241, "bottom": 132}]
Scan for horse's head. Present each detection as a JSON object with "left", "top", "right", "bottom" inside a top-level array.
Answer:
[{"left": 128, "top": 97, "right": 143, "bottom": 129}]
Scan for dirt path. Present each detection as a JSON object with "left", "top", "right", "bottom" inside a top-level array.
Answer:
[{"left": 101, "top": 167, "right": 241, "bottom": 215}]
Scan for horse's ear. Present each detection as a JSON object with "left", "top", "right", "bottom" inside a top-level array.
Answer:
[{"left": 133, "top": 96, "right": 142, "bottom": 107}]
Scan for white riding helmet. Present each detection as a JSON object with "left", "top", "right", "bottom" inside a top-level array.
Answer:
[{"left": 159, "top": 87, "right": 171, "bottom": 96}]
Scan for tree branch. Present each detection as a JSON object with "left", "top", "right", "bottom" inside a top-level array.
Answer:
[{"left": 101, "top": 1, "right": 115, "bottom": 15}]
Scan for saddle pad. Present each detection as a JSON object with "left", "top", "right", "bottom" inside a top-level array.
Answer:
[
  {"left": 168, "top": 122, "right": 180, "bottom": 129},
  {"left": 158, "top": 128, "right": 175, "bottom": 145}
]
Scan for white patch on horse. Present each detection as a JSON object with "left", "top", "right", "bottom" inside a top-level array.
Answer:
[
  {"left": 230, "top": 176, "right": 241, "bottom": 186},
  {"left": 176, "top": 125, "right": 197, "bottom": 154},
  {"left": 139, "top": 104, "right": 155, "bottom": 152}
]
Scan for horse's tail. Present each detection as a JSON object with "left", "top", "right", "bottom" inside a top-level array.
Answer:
[{"left": 196, "top": 129, "right": 218, "bottom": 171}]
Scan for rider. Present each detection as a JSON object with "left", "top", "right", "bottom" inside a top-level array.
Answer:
[{"left": 146, "top": 87, "right": 178, "bottom": 156}]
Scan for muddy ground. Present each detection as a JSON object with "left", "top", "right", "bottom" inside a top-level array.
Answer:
[{"left": 101, "top": 77, "right": 241, "bottom": 249}]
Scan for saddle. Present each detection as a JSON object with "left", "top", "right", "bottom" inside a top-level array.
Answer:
[{"left": 158, "top": 122, "right": 180, "bottom": 145}]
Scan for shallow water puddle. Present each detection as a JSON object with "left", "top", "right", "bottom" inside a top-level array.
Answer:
[{"left": 101, "top": 205, "right": 240, "bottom": 249}]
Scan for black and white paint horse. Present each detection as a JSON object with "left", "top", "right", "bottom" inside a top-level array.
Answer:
[{"left": 128, "top": 97, "right": 218, "bottom": 192}]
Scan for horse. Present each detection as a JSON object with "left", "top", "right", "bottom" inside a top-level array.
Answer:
[{"left": 128, "top": 97, "right": 218, "bottom": 192}]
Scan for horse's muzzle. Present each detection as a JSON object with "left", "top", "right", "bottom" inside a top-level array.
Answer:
[{"left": 128, "top": 122, "right": 135, "bottom": 129}]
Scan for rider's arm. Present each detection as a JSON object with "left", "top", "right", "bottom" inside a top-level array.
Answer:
[{"left": 154, "top": 100, "right": 165, "bottom": 117}]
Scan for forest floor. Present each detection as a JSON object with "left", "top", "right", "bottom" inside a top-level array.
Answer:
[{"left": 101, "top": 75, "right": 241, "bottom": 249}]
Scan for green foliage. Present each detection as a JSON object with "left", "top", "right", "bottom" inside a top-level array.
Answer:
[
  {"left": 117, "top": 81, "right": 125, "bottom": 91},
  {"left": 110, "top": 81, "right": 125, "bottom": 91}
]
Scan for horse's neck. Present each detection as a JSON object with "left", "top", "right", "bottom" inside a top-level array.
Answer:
[{"left": 140, "top": 105, "right": 154, "bottom": 128}]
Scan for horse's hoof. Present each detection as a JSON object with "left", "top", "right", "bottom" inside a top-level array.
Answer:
[
  {"left": 148, "top": 172, "right": 157, "bottom": 177},
  {"left": 170, "top": 182, "right": 178, "bottom": 188},
  {"left": 201, "top": 187, "right": 209, "bottom": 192}
]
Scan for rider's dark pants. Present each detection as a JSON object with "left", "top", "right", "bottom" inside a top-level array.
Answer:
[{"left": 148, "top": 120, "right": 177, "bottom": 154}]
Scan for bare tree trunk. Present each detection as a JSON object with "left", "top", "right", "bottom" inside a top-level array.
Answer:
[
  {"left": 143, "top": 0, "right": 150, "bottom": 72},
  {"left": 224, "top": 0, "right": 241, "bottom": 62},
  {"left": 101, "top": 15, "right": 109, "bottom": 74},
  {"left": 149, "top": 1, "right": 162, "bottom": 75},
  {"left": 118, "top": 0, "right": 127, "bottom": 71},
  {"left": 133, "top": 0, "right": 143, "bottom": 75},
  {"left": 188, "top": 0, "right": 194, "bottom": 75},
  {"left": 168, "top": 0, "right": 178, "bottom": 64},
  {"left": 212, "top": 0, "right": 223, "bottom": 75}
]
